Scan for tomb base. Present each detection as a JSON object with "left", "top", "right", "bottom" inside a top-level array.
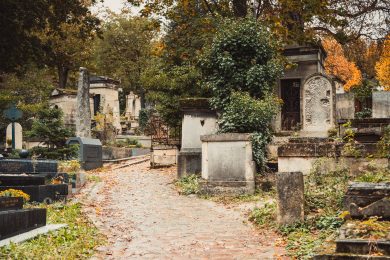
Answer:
[
  {"left": 177, "top": 149, "right": 201, "bottom": 178},
  {"left": 199, "top": 180, "right": 255, "bottom": 195}
]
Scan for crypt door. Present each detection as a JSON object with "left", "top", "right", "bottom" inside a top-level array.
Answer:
[{"left": 281, "top": 79, "right": 301, "bottom": 131}]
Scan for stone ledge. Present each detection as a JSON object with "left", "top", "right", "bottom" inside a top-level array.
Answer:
[
  {"left": 199, "top": 180, "right": 255, "bottom": 195},
  {"left": 201, "top": 133, "right": 252, "bottom": 142}
]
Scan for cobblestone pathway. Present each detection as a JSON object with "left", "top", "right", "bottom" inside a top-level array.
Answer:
[{"left": 79, "top": 161, "right": 285, "bottom": 259}]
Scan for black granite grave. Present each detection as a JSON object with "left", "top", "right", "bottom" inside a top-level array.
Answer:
[
  {"left": 0, "top": 174, "right": 46, "bottom": 186},
  {"left": 0, "top": 197, "right": 47, "bottom": 240},
  {"left": 0, "top": 159, "right": 58, "bottom": 174},
  {"left": 0, "top": 184, "right": 70, "bottom": 203}
]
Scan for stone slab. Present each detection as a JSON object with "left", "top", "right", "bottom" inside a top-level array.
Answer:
[
  {"left": 199, "top": 180, "right": 255, "bottom": 195},
  {"left": 0, "top": 184, "right": 70, "bottom": 203},
  {"left": 200, "top": 133, "right": 252, "bottom": 142},
  {"left": 0, "top": 208, "right": 46, "bottom": 240},
  {"left": 0, "top": 174, "right": 46, "bottom": 186},
  {"left": 314, "top": 254, "right": 390, "bottom": 260},
  {"left": 276, "top": 172, "right": 304, "bottom": 225},
  {"left": 0, "top": 197, "right": 23, "bottom": 211},
  {"left": 0, "top": 159, "right": 58, "bottom": 174},
  {"left": 336, "top": 239, "right": 390, "bottom": 255},
  {"left": 0, "top": 224, "right": 67, "bottom": 247}
]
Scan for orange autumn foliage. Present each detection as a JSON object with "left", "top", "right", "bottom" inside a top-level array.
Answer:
[
  {"left": 375, "top": 36, "right": 390, "bottom": 90},
  {"left": 323, "top": 38, "right": 362, "bottom": 91}
]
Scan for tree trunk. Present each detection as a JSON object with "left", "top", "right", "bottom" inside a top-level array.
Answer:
[
  {"left": 233, "top": 0, "right": 248, "bottom": 17},
  {"left": 58, "top": 65, "right": 69, "bottom": 88}
]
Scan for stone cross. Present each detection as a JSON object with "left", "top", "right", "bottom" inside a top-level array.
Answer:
[{"left": 76, "top": 67, "right": 92, "bottom": 138}]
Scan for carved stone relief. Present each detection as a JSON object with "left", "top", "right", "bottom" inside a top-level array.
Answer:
[{"left": 303, "top": 75, "right": 333, "bottom": 132}]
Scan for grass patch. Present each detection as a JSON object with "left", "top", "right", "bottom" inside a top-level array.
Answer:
[
  {"left": 248, "top": 202, "right": 277, "bottom": 228},
  {"left": 87, "top": 174, "right": 102, "bottom": 183},
  {"left": 0, "top": 202, "right": 105, "bottom": 259},
  {"left": 175, "top": 174, "right": 200, "bottom": 195}
]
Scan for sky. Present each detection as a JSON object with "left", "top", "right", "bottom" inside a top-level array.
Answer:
[{"left": 92, "top": 0, "right": 139, "bottom": 17}]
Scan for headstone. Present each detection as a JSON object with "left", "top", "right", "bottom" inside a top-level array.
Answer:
[
  {"left": 5, "top": 123, "right": 22, "bottom": 149},
  {"left": 302, "top": 74, "right": 334, "bottom": 134},
  {"left": 0, "top": 197, "right": 23, "bottom": 211},
  {"left": 76, "top": 67, "right": 91, "bottom": 138},
  {"left": 66, "top": 137, "right": 102, "bottom": 170},
  {"left": 276, "top": 172, "right": 304, "bottom": 225}
]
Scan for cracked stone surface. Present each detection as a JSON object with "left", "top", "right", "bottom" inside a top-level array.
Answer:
[{"left": 78, "top": 161, "right": 285, "bottom": 259}]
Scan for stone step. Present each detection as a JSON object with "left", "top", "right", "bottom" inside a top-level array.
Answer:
[
  {"left": 336, "top": 239, "right": 390, "bottom": 255},
  {"left": 0, "top": 174, "right": 46, "bottom": 186},
  {"left": 0, "top": 208, "right": 46, "bottom": 240},
  {"left": 314, "top": 253, "right": 390, "bottom": 260}
]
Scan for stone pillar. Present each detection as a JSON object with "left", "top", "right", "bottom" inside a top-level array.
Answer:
[
  {"left": 276, "top": 172, "right": 304, "bottom": 225},
  {"left": 76, "top": 67, "right": 91, "bottom": 138}
]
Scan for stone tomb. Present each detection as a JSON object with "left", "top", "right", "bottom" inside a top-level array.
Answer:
[
  {"left": 344, "top": 182, "right": 390, "bottom": 219},
  {"left": 0, "top": 159, "right": 70, "bottom": 203},
  {"left": 200, "top": 133, "right": 256, "bottom": 195},
  {"left": 0, "top": 197, "right": 46, "bottom": 240},
  {"left": 177, "top": 98, "right": 218, "bottom": 178}
]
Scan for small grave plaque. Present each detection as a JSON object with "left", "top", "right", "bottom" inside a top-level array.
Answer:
[{"left": 0, "top": 197, "right": 23, "bottom": 211}]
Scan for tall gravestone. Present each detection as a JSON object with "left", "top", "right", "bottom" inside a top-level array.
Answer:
[
  {"left": 302, "top": 74, "right": 335, "bottom": 135},
  {"left": 76, "top": 67, "right": 91, "bottom": 138}
]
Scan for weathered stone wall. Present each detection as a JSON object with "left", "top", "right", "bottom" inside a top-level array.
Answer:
[
  {"left": 372, "top": 91, "right": 390, "bottom": 118},
  {"left": 49, "top": 95, "right": 94, "bottom": 127},
  {"left": 336, "top": 92, "right": 355, "bottom": 120},
  {"left": 181, "top": 112, "right": 218, "bottom": 151},
  {"left": 89, "top": 84, "right": 121, "bottom": 133}
]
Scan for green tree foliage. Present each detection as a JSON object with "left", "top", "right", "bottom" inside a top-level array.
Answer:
[
  {"left": 142, "top": 61, "right": 209, "bottom": 127},
  {"left": 201, "top": 19, "right": 283, "bottom": 170},
  {"left": 0, "top": 66, "right": 54, "bottom": 142},
  {"left": 94, "top": 14, "right": 159, "bottom": 103},
  {"left": 201, "top": 19, "right": 283, "bottom": 111},
  {"left": 0, "top": 0, "right": 100, "bottom": 75},
  {"left": 27, "top": 107, "right": 77, "bottom": 159}
]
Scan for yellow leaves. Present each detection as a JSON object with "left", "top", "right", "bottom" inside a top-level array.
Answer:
[
  {"left": 375, "top": 36, "right": 390, "bottom": 91},
  {"left": 323, "top": 37, "right": 362, "bottom": 92}
]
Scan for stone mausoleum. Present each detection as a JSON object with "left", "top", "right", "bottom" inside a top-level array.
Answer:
[
  {"left": 274, "top": 44, "right": 336, "bottom": 137},
  {"left": 50, "top": 76, "right": 142, "bottom": 135}
]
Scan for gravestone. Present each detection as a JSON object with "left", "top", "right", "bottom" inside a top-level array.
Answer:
[
  {"left": 302, "top": 74, "right": 334, "bottom": 135},
  {"left": 0, "top": 159, "right": 57, "bottom": 175},
  {"left": 372, "top": 91, "right": 390, "bottom": 118},
  {"left": 5, "top": 123, "right": 22, "bottom": 149},
  {"left": 67, "top": 137, "right": 102, "bottom": 170},
  {"left": 276, "top": 172, "right": 304, "bottom": 225},
  {"left": 76, "top": 67, "right": 91, "bottom": 138}
]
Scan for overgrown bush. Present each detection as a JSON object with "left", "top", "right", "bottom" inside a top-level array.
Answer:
[
  {"left": 377, "top": 125, "right": 390, "bottom": 158},
  {"left": 201, "top": 19, "right": 283, "bottom": 171},
  {"left": 305, "top": 158, "right": 350, "bottom": 214},
  {"left": 248, "top": 202, "right": 276, "bottom": 228},
  {"left": 0, "top": 188, "right": 30, "bottom": 202},
  {"left": 30, "top": 144, "right": 79, "bottom": 160}
]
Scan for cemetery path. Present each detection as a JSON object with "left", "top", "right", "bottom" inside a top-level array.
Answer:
[{"left": 78, "top": 161, "right": 285, "bottom": 260}]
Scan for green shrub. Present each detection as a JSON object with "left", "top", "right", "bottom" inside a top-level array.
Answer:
[
  {"left": 377, "top": 125, "right": 390, "bottom": 158},
  {"left": 30, "top": 144, "right": 79, "bottom": 160},
  {"left": 200, "top": 18, "right": 283, "bottom": 172},
  {"left": 305, "top": 159, "right": 350, "bottom": 214}
]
